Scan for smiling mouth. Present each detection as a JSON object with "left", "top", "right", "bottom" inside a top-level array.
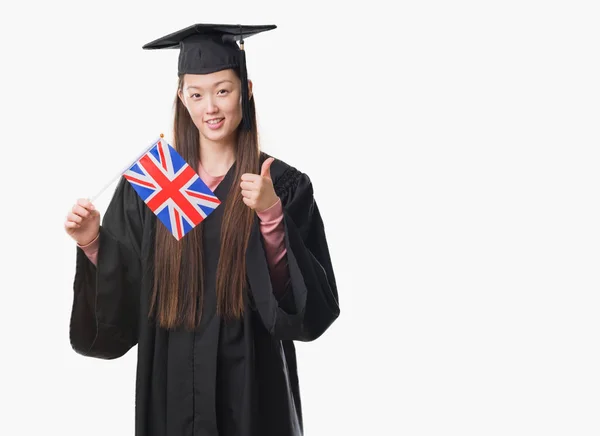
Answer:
[{"left": 206, "top": 118, "right": 224, "bottom": 125}]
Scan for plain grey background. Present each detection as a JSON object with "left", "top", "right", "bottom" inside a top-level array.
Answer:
[{"left": 0, "top": 0, "right": 599, "bottom": 435}]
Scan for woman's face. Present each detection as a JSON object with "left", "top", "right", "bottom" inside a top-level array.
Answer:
[{"left": 178, "top": 69, "right": 252, "bottom": 144}]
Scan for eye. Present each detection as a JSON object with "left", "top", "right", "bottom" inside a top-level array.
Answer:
[
  {"left": 217, "top": 89, "right": 230, "bottom": 95},
  {"left": 190, "top": 93, "right": 201, "bottom": 99}
]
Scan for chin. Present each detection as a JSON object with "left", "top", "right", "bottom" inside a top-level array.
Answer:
[
  {"left": 201, "top": 129, "right": 230, "bottom": 142},
  {"left": 199, "top": 122, "right": 239, "bottom": 143}
]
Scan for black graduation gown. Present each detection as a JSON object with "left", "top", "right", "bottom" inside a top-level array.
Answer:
[{"left": 69, "top": 153, "right": 340, "bottom": 436}]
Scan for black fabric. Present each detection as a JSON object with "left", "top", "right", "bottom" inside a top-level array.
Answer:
[
  {"left": 69, "top": 153, "right": 339, "bottom": 436},
  {"left": 142, "top": 24, "right": 276, "bottom": 76}
]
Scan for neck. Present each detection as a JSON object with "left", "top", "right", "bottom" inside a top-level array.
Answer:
[{"left": 199, "top": 135, "right": 236, "bottom": 177}]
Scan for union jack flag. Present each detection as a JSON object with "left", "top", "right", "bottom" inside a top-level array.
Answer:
[{"left": 123, "top": 137, "right": 221, "bottom": 240}]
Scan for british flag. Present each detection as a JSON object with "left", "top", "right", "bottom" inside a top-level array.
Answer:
[{"left": 123, "top": 138, "right": 221, "bottom": 240}]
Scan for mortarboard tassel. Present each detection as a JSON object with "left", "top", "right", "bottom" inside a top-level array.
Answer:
[{"left": 239, "top": 27, "right": 252, "bottom": 131}]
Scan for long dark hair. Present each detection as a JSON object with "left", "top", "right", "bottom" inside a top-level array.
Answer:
[{"left": 148, "top": 72, "right": 260, "bottom": 330}]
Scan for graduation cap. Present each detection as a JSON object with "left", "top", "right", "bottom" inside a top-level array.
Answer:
[{"left": 143, "top": 24, "right": 277, "bottom": 131}]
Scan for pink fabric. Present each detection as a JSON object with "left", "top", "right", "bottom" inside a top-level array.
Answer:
[
  {"left": 77, "top": 232, "right": 100, "bottom": 261},
  {"left": 78, "top": 162, "right": 290, "bottom": 296}
]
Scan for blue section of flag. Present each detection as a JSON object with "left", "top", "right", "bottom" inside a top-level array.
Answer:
[
  {"left": 187, "top": 178, "right": 216, "bottom": 196},
  {"left": 149, "top": 144, "right": 161, "bottom": 163},
  {"left": 128, "top": 163, "right": 145, "bottom": 176},
  {"left": 167, "top": 144, "right": 186, "bottom": 174},
  {"left": 130, "top": 184, "right": 154, "bottom": 201},
  {"left": 182, "top": 218, "right": 193, "bottom": 235},
  {"left": 199, "top": 204, "right": 217, "bottom": 216}
]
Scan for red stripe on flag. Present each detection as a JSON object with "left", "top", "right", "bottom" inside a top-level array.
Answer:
[
  {"left": 158, "top": 142, "right": 168, "bottom": 171},
  {"left": 186, "top": 190, "right": 221, "bottom": 205},
  {"left": 174, "top": 208, "right": 182, "bottom": 240},
  {"left": 124, "top": 174, "right": 156, "bottom": 189}
]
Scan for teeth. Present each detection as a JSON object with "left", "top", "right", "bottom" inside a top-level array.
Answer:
[{"left": 207, "top": 119, "right": 223, "bottom": 125}]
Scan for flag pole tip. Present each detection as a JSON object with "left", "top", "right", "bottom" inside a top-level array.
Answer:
[{"left": 160, "top": 133, "right": 164, "bottom": 138}]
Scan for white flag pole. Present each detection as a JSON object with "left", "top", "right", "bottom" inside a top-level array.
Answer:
[{"left": 88, "top": 134, "right": 164, "bottom": 203}]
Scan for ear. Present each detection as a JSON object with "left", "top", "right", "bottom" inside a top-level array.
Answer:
[
  {"left": 177, "top": 89, "right": 186, "bottom": 107},
  {"left": 248, "top": 79, "right": 253, "bottom": 100}
]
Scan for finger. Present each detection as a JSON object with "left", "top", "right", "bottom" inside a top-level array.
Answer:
[
  {"left": 67, "top": 212, "right": 83, "bottom": 224},
  {"left": 240, "top": 181, "right": 256, "bottom": 191},
  {"left": 72, "top": 205, "right": 91, "bottom": 219},
  {"left": 260, "top": 158, "right": 275, "bottom": 179},
  {"left": 240, "top": 173, "right": 261, "bottom": 183},
  {"left": 241, "top": 189, "right": 256, "bottom": 199},
  {"left": 77, "top": 198, "right": 95, "bottom": 211},
  {"left": 242, "top": 196, "right": 254, "bottom": 208},
  {"left": 65, "top": 221, "right": 81, "bottom": 229}
]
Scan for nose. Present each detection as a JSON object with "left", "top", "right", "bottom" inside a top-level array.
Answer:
[{"left": 205, "top": 96, "right": 218, "bottom": 114}]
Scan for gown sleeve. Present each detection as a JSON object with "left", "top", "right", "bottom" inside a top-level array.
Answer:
[
  {"left": 246, "top": 167, "right": 340, "bottom": 342},
  {"left": 69, "top": 176, "right": 145, "bottom": 359}
]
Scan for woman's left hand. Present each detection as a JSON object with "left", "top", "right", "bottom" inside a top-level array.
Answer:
[{"left": 240, "top": 157, "right": 279, "bottom": 213}]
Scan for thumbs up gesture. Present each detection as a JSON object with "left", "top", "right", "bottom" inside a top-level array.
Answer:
[{"left": 240, "top": 157, "right": 279, "bottom": 213}]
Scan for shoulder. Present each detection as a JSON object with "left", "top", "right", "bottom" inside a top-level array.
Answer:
[
  {"left": 259, "top": 152, "right": 315, "bottom": 230},
  {"left": 105, "top": 176, "right": 149, "bottom": 225},
  {"left": 259, "top": 151, "right": 313, "bottom": 202}
]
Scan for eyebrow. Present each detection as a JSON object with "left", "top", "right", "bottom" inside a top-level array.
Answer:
[{"left": 186, "top": 80, "right": 234, "bottom": 90}]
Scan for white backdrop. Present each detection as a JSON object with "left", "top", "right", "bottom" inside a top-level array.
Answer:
[{"left": 1, "top": 0, "right": 599, "bottom": 435}]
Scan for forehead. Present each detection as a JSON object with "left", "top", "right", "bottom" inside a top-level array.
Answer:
[{"left": 184, "top": 69, "right": 238, "bottom": 88}]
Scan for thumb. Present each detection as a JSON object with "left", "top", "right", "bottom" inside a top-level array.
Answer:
[{"left": 260, "top": 157, "right": 275, "bottom": 179}]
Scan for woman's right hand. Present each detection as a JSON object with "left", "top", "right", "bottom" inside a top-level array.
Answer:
[{"left": 65, "top": 198, "right": 101, "bottom": 246}]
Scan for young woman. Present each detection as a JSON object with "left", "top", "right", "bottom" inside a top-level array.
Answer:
[{"left": 64, "top": 23, "right": 340, "bottom": 436}]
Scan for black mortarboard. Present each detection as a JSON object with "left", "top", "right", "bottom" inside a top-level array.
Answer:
[{"left": 143, "top": 24, "right": 277, "bottom": 131}]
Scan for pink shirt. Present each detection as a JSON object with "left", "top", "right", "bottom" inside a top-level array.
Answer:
[{"left": 78, "top": 161, "right": 289, "bottom": 296}]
